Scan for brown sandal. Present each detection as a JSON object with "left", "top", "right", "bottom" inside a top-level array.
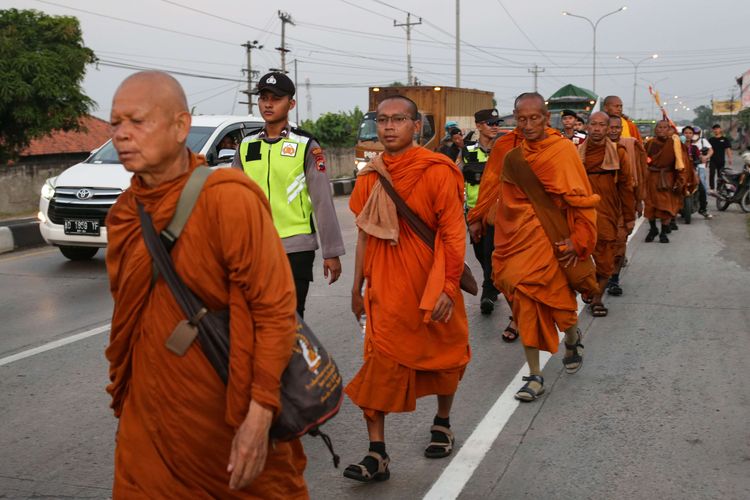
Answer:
[{"left": 343, "top": 451, "right": 390, "bottom": 482}]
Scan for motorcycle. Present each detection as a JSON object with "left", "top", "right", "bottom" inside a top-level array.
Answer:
[{"left": 715, "top": 149, "right": 750, "bottom": 213}]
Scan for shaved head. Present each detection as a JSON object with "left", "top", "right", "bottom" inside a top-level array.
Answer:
[
  {"left": 587, "top": 111, "right": 611, "bottom": 143},
  {"left": 111, "top": 71, "right": 192, "bottom": 186},
  {"left": 588, "top": 111, "right": 610, "bottom": 123},
  {"left": 378, "top": 95, "right": 419, "bottom": 120},
  {"left": 514, "top": 92, "right": 548, "bottom": 113},
  {"left": 603, "top": 96, "right": 623, "bottom": 118},
  {"left": 115, "top": 71, "right": 189, "bottom": 115}
]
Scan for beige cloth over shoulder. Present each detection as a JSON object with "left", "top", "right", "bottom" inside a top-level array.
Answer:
[
  {"left": 355, "top": 154, "right": 400, "bottom": 245},
  {"left": 578, "top": 138, "right": 620, "bottom": 170}
]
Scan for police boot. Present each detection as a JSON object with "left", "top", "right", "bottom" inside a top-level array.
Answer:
[{"left": 645, "top": 220, "right": 658, "bottom": 242}]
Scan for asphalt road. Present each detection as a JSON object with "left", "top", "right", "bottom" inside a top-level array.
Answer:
[{"left": 1, "top": 197, "right": 748, "bottom": 499}]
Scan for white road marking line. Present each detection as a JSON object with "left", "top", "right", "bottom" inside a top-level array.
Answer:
[
  {"left": 423, "top": 216, "right": 645, "bottom": 500},
  {"left": 0, "top": 323, "right": 110, "bottom": 367}
]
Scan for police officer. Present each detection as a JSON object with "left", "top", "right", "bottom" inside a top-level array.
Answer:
[
  {"left": 233, "top": 72, "right": 345, "bottom": 318},
  {"left": 460, "top": 108, "right": 502, "bottom": 314}
]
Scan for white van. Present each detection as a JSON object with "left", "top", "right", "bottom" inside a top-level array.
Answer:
[{"left": 38, "top": 115, "right": 264, "bottom": 260}]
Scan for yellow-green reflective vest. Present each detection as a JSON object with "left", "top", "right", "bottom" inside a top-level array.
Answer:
[
  {"left": 239, "top": 130, "right": 313, "bottom": 238},
  {"left": 462, "top": 143, "right": 489, "bottom": 209}
]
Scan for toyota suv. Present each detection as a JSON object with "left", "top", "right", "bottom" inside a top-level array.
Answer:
[{"left": 39, "top": 115, "right": 263, "bottom": 260}]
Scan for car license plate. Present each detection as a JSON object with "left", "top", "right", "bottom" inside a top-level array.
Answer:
[{"left": 63, "top": 219, "right": 100, "bottom": 236}]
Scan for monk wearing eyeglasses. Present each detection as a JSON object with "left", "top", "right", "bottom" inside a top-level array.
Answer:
[{"left": 343, "top": 95, "right": 471, "bottom": 482}]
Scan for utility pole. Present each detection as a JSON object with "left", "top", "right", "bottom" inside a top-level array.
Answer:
[
  {"left": 528, "top": 64, "right": 545, "bottom": 92},
  {"left": 241, "top": 40, "right": 262, "bottom": 114},
  {"left": 277, "top": 11, "right": 294, "bottom": 73},
  {"left": 305, "top": 77, "right": 312, "bottom": 121},
  {"left": 394, "top": 13, "right": 422, "bottom": 85},
  {"left": 294, "top": 59, "right": 299, "bottom": 125},
  {"left": 455, "top": 0, "right": 460, "bottom": 87}
]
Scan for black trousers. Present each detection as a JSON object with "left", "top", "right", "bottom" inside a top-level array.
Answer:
[
  {"left": 471, "top": 224, "right": 499, "bottom": 300},
  {"left": 698, "top": 181, "right": 708, "bottom": 212},
  {"left": 287, "top": 250, "right": 315, "bottom": 318},
  {"left": 709, "top": 162, "right": 724, "bottom": 190}
]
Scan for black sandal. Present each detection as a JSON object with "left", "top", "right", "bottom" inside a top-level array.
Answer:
[
  {"left": 501, "top": 317, "right": 519, "bottom": 343},
  {"left": 514, "top": 375, "right": 544, "bottom": 402},
  {"left": 343, "top": 451, "right": 390, "bottom": 482},
  {"left": 563, "top": 329, "right": 584, "bottom": 374},
  {"left": 590, "top": 303, "right": 608, "bottom": 317},
  {"left": 424, "top": 425, "right": 455, "bottom": 459}
]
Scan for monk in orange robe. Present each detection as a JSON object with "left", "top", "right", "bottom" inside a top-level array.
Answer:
[
  {"left": 643, "top": 120, "right": 686, "bottom": 243},
  {"left": 344, "top": 95, "right": 470, "bottom": 482},
  {"left": 467, "top": 128, "right": 522, "bottom": 341},
  {"left": 578, "top": 112, "right": 635, "bottom": 317},
  {"left": 606, "top": 115, "right": 647, "bottom": 296},
  {"left": 105, "top": 71, "right": 307, "bottom": 498},
  {"left": 493, "top": 93, "right": 598, "bottom": 402},
  {"left": 603, "top": 95, "right": 643, "bottom": 142}
]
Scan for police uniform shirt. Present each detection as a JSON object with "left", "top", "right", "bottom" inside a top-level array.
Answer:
[{"left": 232, "top": 125, "right": 345, "bottom": 259}]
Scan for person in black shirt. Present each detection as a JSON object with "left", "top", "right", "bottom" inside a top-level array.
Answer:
[
  {"left": 438, "top": 127, "right": 464, "bottom": 162},
  {"left": 707, "top": 124, "right": 734, "bottom": 191}
]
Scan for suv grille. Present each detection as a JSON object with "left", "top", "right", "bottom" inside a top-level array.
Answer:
[{"left": 48, "top": 187, "right": 123, "bottom": 226}]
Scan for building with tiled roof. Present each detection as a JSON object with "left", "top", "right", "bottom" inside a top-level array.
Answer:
[{"left": 19, "top": 115, "right": 112, "bottom": 157}]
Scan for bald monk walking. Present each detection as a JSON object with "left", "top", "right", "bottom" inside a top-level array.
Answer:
[
  {"left": 607, "top": 115, "right": 647, "bottom": 296},
  {"left": 493, "top": 93, "right": 599, "bottom": 401},
  {"left": 602, "top": 95, "right": 642, "bottom": 142},
  {"left": 105, "top": 71, "right": 307, "bottom": 498},
  {"left": 578, "top": 112, "right": 635, "bottom": 317},
  {"left": 344, "top": 95, "right": 471, "bottom": 481},
  {"left": 643, "top": 120, "right": 685, "bottom": 243},
  {"left": 467, "top": 128, "right": 522, "bottom": 341}
]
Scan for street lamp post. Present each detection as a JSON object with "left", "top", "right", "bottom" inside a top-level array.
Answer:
[
  {"left": 616, "top": 54, "right": 658, "bottom": 117},
  {"left": 562, "top": 6, "right": 627, "bottom": 95}
]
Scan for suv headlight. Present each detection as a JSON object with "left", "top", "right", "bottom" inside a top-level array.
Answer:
[{"left": 41, "top": 178, "right": 56, "bottom": 200}]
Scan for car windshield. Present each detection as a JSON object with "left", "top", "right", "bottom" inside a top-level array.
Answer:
[
  {"left": 86, "top": 126, "right": 216, "bottom": 164},
  {"left": 358, "top": 112, "right": 378, "bottom": 142}
]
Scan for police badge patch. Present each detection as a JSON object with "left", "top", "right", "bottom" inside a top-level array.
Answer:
[
  {"left": 280, "top": 141, "right": 298, "bottom": 157},
  {"left": 311, "top": 147, "right": 326, "bottom": 172}
]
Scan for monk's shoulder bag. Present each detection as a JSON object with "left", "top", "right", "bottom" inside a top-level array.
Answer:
[
  {"left": 377, "top": 174, "right": 479, "bottom": 296},
  {"left": 137, "top": 166, "right": 342, "bottom": 467},
  {"left": 502, "top": 147, "right": 598, "bottom": 296}
]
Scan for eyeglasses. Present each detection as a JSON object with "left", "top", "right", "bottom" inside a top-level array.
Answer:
[
  {"left": 486, "top": 120, "right": 502, "bottom": 126},
  {"left": 375, "top": 114, "right": 415, "bottom": 126}
]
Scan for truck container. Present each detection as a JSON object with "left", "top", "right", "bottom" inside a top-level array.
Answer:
[{"left": 354, "top": 85, "right": 494, "bottom": 172}]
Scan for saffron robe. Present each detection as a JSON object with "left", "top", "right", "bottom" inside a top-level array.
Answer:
[
  {"left": 105, "top": 153, "right": 307, "bottom": 499},
  {"left": 493, "top": 130, "right": 599, "bottom": 353},
  {"left": 345, "top": 146, "right": 471, "bottom": 420}
]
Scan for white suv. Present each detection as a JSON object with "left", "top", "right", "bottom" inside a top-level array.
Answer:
[{"left": 39, "top": 115, "right": 263, "bottom": 260}]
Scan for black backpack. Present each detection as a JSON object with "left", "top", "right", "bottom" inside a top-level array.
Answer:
[{"left": 137, "top": 166, "right": 342, "bottom": 466}]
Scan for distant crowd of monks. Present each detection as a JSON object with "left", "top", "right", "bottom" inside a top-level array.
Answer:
[{"left": 103, "top": 71, "right": 706, "bottom": 497}]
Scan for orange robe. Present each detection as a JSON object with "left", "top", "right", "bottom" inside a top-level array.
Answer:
[
  {"left": 621, "top": 116, "right": 643, "bottom": 143},
  {"left": 579, "top": 140, "right": 635, "bottom": 280},
  {"left": 493, "top": 129, "right": 598, "bottom": 354},
  {"left": 614, "top": 137, "right": 647, "bottom": 266},
  {"left": 466, "top": 129, "right": 522, "bottom": 228},
  {"left": 105, "top": 153, "right": 307, "bottom": 499},
  {"left": 643, "top": 137, "right": 683, "bottom": 221},
  {"left": 345, "top": 146, "right": 471, "bottom": 420}
]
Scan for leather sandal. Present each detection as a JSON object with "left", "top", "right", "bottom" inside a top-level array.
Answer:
[
  {"left": 501, "top": 317, "right": 519, "bottom": 342},
  {"left": 563, "top": 329, "right": 584, "bottom": 374},
  {"left": 590, "top": 303, "right": 608, "bottom": 317},
  {"left": 514, "top": 375, "right": 544, "bottom": 402},
  {"left": 343, "top": 451, "right": 390, "bottom": 482},
  {"left": 424, "top": 425, "right": 455, "bottom": 459}
]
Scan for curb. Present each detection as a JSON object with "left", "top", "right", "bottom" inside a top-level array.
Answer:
[
  {"left": 331, "top": 177, "right": 355, "bottom": 197},
  {"left": 0, "top": 220, "right": 45, "bottom": 255}
]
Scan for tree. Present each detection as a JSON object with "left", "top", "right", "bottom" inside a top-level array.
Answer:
[
  {"left": 0, "top": 9, "right": 96, "bottom": 161},
  {"left": 692, "top": 105, "right": 715, "bottom": 132},
  {"left": 302, "top": 106, "right": 365, "bottom": 148}
]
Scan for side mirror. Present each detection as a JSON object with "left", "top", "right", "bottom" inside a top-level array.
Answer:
[{"left": 217, "top": 149, "right": 236, "bottom": 163}]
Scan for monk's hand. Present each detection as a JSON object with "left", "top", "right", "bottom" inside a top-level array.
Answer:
[
  {"left": 468, "top": 221, "right": 483, "bottom": 244},
  {"left": 228, "top": 400, "right": 272, "bottom": 490},
  {"left": 431, "top": 292, "right": 454, "bottom": 323},
  {"left": 351, "top": 290, "right": 365, "bottom": 321},
  {"left": 323, "top": 257, "right": 342, "bottom": 285},
  {"left": 554, "top": 238, "right": 579, "bottom": 269}
]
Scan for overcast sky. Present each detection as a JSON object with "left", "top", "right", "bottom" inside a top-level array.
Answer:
[{"left": 6, "top": 0, "right": 750, "bottom": 123}]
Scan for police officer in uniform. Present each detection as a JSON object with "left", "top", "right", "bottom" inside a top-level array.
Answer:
[
  {"left": 233, "top": 72, "right": 345, "bottom": 317},
  {"left": 460, "top": 108, "right": 502, "bottom": 314}
]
